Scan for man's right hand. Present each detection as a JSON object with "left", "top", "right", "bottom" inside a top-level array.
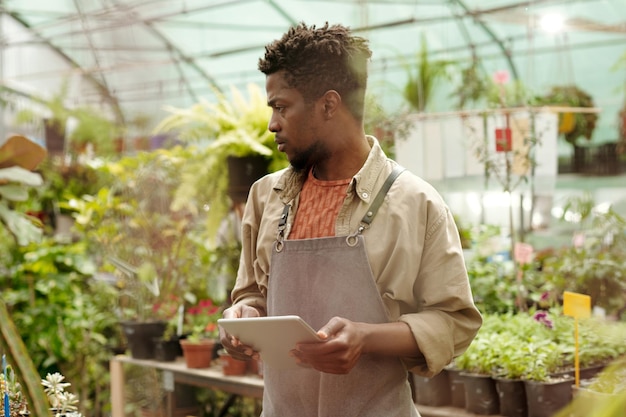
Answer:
[{"left": 219, "top": 304, "right": 262, "bottom": 360}]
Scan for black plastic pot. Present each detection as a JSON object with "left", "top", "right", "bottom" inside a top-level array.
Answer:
[
  {"left": 121, "top": 321, "right": 167, "bottom": 359},
  {"left": 446, "top": 367, "right": 466, "bottom": 408},
  {"left": 524, "top": 377, "right": 574, "bottom": 417},
  {"left": 153, "top": 337, "right": 183, "bottom": 362},
  {"left": 413, "top": 369, "right": 452, "bottom": 407},
  {"left": 495, "top": 377, "right": 527, "bottom": 417},
  {"left": 227, "top": 155, "right": 269, "bottom": 204},
  {"left": 459, "top": 372, "right": 500, "bottom": 415}
]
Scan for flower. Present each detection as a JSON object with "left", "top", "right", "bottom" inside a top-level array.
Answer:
[
  {"left": 533, "top": 310, "right": 554, "bottom": 329},
  {"left": 492, "top": 70, "right": 510, "bottom": 85},
  {"left": 151, "top": 294, "right": 182, "bottom": 321},
  {"left": 184, "top": 299, "right": 222, "bottom": 342},
  {"left": 41, "top": 372, "right": 79, "bottom": 414}
]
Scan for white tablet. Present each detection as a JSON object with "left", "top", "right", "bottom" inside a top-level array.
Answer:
[{"left": 217, "top": 315, "right": 323, "bottom": 370}]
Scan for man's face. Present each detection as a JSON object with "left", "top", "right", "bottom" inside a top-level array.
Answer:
[{"left": 266, "top": 71, "right": 328, "bottom": 172}]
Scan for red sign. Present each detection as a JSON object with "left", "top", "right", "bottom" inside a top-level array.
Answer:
[{"left": 495, "top": 128, "right": 512, "bottom": 152}]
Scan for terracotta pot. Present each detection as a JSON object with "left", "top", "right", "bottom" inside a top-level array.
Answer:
[
  {"left": 248, "top": 357, "right": 262, "bottom": 377},
  {"left": 219, "top": 350, "right": 248, "bottom": 376},
  {"left": 180, "top": 339, "right": 216, "bottom": 368}
]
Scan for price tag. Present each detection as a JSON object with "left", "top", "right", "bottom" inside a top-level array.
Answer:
[
  {"left": 514, "top": 242, "right": 533, "bottom": 265},
  {"left": 563, "top": 291, "right": 591, "bottom": 319},
  {"left": 162, "top": 370, "right": 174, "bottom": 392}
]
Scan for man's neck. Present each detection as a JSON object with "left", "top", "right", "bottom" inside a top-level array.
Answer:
[{"left": 312, "top": 137, "right": 371, "bottom": 181}]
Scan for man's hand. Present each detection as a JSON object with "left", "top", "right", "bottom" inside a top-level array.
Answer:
[
  {"left": 219, "top": 304, "right": 261, "bottom": 360},
  {"left": 291, "top": 317, "right": 420, "bottom": 374},
  {"left": 291, "top": 317, "right": 366, "bottom": 374}
]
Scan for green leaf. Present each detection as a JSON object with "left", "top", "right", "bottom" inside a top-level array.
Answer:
[
  {"left": 0, "top": 166, "right": 43, "bottom": 186},
  {"left": 0, "top": 201, "right": 43, "bottom": 245},
  {"left": 0, "top": 184, "right": 29, "bottom": 201}
]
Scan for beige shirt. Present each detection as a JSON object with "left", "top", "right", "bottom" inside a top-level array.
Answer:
[{"left": 231, "top": 136, "right": 482, "bottom": 377}]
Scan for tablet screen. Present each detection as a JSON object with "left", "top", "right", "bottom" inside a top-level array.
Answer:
[{"left": 218, "top": 315, "right": 322, "bottom": 369}]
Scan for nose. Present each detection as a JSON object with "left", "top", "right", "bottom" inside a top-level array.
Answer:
[{"left": 268, "top": 113, "right": 280, "bottom": 133}]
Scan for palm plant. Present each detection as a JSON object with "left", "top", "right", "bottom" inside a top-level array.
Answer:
[
  {"left": 402, "top": 34, "right": 455, "bottom": 112},
  {"left": 154, "top": 83, "right": 287, "bottom": 245}
]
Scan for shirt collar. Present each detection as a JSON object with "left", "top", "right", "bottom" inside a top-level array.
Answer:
[{"left": 273, "top": 135, "right": 388, "bottom": 204}]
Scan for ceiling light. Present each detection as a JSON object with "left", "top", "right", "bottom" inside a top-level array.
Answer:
[{"left": 539, "top": 13, "right": 565, "bottom": 33}]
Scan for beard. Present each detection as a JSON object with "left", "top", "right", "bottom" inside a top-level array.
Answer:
[{"left": 289, "top": 141, "right": 327, "bottom": 173}]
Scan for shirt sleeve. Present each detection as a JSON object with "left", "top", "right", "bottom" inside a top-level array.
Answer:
[
  {"left": 398, "top": 205, "right": 482, "bottom": 377},
  {"left": 229, "top": 179, "right": 270, "bottom": 315}
]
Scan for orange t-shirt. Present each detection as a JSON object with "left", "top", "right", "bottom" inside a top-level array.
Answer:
[{"left": 289, "top": 169, "right": 351, "bottom": 239}]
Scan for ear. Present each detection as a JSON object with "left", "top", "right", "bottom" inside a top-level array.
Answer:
[{"left": 320, "top": 90, "right": 341, "bottom": 120}]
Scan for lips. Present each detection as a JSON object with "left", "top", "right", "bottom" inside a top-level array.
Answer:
[{"left": 275, "top": 137, "right": 286, "bottom": 152}]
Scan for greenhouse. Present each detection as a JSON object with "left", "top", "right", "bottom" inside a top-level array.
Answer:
[{"left": 1, "top": 1, "right": 625, "bottom": 416}]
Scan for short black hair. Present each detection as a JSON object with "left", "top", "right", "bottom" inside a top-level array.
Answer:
[{"left": 258, "top": 22, "right": 372, "bottom": 120}]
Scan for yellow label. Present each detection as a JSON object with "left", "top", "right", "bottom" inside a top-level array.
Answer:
[{"left": 563, "top": 291, "right": 591, "bottom": 319}]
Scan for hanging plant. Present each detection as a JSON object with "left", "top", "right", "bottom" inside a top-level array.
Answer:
[
  {"left": 536, "top": 85, "right": 598, "bottom": 146},
  {"left": 451, "top": 58, "right": 490, "bottom": 109},
  {"left": 153, "top": 84, "right": 288, "bottom": 246}
]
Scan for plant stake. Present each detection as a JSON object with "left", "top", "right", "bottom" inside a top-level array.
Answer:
[
  {"left": 177, "top": 305, "right": 184, "bottom": 337},
  {"left": 2, "top": 355, "right": 9, "bottom": 417},
  {"left": 563, "top": 291, "right": 591, "bottom": 387}
]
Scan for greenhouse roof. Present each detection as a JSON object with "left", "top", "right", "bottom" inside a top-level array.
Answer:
[{"left": 1, "top": 0, "right": 625, "bottom": 138}]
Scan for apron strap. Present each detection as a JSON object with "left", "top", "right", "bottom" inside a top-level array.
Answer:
[{"left": 358, "top": 165, "right": 405, "bottom": 232}]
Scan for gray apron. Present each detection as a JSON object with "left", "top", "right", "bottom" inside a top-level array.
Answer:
[{"left": 262, "top": 167, "right": 419, "bottom": 417}]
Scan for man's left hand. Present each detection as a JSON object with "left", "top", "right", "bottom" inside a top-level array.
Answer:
[{"left": 291, "top": 316, "right": 365, "bottom": 374}]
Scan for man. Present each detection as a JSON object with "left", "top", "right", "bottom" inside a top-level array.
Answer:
[{"left": 219, "top": 22, "right": 482, "bottom": 417}]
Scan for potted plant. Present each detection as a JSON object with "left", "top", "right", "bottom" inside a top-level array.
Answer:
[
  {"left": 67, "top": 106, "right": 119, "bottom": 157},
  {"left": 153, "top": 83, "right": 288, "bottom": 246},
  {"left": 151, "top": 295, "right": 186, "bottom": 362},
  {"left": 71, "top": 148, "right": 215, "bottom": 358},
  {"left": 0, "top": 362, "right": 30, "bottom": 416},
  {"left": 535, "top": 85, "right": 598, "bottom": 173},
  {"left": 454, "top": 316, "right": 501, "bottom": 415},
  {"left": 523, "top": 197, "right": 626, "bottom": 320},
  {"left": 179, "top": 299, "right": 223, "bottom": 369},
  {"left": 41, "top": 84, "right": 71, "bottom": 156}
]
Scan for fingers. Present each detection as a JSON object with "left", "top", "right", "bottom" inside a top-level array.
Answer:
[
  {"left": 317, "top": 316, "right": 345, "bottom": 339},
  {"left": 294, "top": 317, "right": 363, "bottom": 374},
  {"left": 219, "top": 305, "right": 262, "bottom": 360},
  {"left": 240, "top": 305, "right": 262, "bottom": 318}
]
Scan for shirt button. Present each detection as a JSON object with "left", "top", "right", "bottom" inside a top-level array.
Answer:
[{"left": 362, "top": 192, "right": 369, "bottom": 199}]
